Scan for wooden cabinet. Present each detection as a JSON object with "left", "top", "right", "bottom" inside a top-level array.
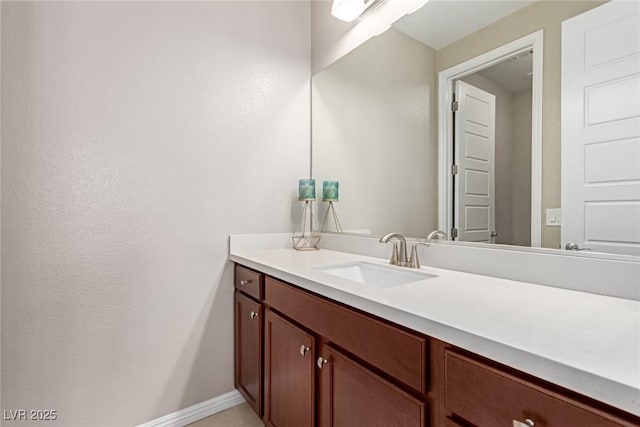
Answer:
[
  {"left": 234, "top": 263, "right": 640, "bottom": 427},
  {"left": 318, "top": 344, "right": 426, "bottom": 427},
  {"left": 444, "top": 418, "right": 466, "bottom": 427},
  {"left": 264, "top": 309, "right": 316, "bottom": 427},
  {"left": 444, "top": 350, "right": 638, "bottom": 427},
  {"left": 265, "top": 276, "right": 427, "bottom": 394},
  {"left": 235, "top": 264, "right": 263, "bottom": 300},
  {"left": 234, "top": 291, "right": 263, "bottom": 416},
  {"left": 234, "top": 264, "right": 264, "bottom": 418}
]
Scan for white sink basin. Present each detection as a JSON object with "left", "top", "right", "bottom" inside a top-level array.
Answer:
[{"left": 315, "top": 261, "right": 437, "bottom": 288}]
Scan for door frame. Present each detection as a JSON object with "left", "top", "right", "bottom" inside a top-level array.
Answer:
[{"left": 437, "top": 30, "right": 543, "bottom": 246}]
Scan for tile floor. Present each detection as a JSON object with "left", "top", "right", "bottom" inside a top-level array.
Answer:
[{"left": 187, "top": 403, "right": 263, "bottom": 427}]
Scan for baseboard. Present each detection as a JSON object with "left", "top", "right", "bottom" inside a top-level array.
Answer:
[{"left": 137, "top": 389, "right": 246, "bottom": 427}]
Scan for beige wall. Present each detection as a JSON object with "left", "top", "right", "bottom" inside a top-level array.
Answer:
[
  {"left": 512, "top": 89, "right": 533, "bottom": 246},
  {"left": 1, "top": 2, "right": 310, "bottom": 426},
  {"left": 437, "top": 1, "right": 606, "bottom": 249},
  {"left": 313, "top": 28, "right": 438, "bottom": 237}
]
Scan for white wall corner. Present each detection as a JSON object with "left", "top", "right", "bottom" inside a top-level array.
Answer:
[{"left": 136, "top": 390, "right": 245, "bottom": 427}]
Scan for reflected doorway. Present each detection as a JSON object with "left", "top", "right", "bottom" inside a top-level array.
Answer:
[
  {"left": 452, "top": 50, "right": 533, "bottom": 246},
  {"left": 438, "top": 30, "right": 543, "bottom": 247}
]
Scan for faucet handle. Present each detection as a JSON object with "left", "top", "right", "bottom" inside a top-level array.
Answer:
[
  {"left": 408, "top": 242, "right": 430, "bottom": 269},
  {"left": 388, "top": 240, "right": 399, "bottom": 265}
]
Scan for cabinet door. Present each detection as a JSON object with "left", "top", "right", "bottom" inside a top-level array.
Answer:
[
  {"left": 234, "top": 291, "right": 263, "bottom": 417},
  {"left": 264, "top": 309, "right": 315, "bottom": 427},
  {"left": 318, "top": 344, "right": 426, "bottom": 427}
]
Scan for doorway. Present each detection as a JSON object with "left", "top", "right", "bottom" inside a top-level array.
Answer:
[
  {"left": 438, "top": 30, "right": 543, "bottom": 247},
  {"left": 453, "top": 51, "right": 533, "bottom": 246}
]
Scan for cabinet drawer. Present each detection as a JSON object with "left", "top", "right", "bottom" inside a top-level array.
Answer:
[
  {"left": 445, "top": 350, "right": 629, "bottom": 427},
  {"left": 265, "top": 276, "right": 427, "bottom": 394},
  {"left": 235, "top": 265, "right": 263, "bottom": 300}
]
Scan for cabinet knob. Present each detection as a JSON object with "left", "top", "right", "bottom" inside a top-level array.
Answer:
[
  {"left": 513, "top": 419, "right": 535, "bottom": 427},
  {"left": 239, "top": 279, "right": 252, "bottom": 285},
  {"left": 317, "top": 357, "right": 328, "bottom": 369},
  {"left": 250, "top": 311, "right": 259, "bottom": 319},
  {"left": 300, "top": 345, "right": 310, "bottom": 356}
]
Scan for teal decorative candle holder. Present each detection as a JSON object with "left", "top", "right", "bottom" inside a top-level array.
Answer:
[
  {"left": 293, "top": 178, "right": 320, "bottom": 250},
  {"left": 322, "top": 180, "right": 339, "bottom": 202},
  {"left": 298, "top": 179, "right": 316, "bottom": 201}
]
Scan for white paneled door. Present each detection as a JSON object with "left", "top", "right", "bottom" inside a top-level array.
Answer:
[
  {"left": 454, "top": 80, "right": 496, "bottom": 243},
  {"left": 562, "top": 0, "right": 640, "bottom": 256}
]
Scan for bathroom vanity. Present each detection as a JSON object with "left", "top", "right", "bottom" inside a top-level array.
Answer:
[
  {"left": 228, "top": 1, "right": 640, "bottom": 425},
  {"left": 230, "top": 236, "right": 640, "bottom": 427}
]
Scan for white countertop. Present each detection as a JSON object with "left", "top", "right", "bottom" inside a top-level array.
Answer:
[{"left": 229, "top": 246, "right": 640, "bottom": 416}]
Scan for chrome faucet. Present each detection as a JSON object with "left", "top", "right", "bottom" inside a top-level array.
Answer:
[
  {"left": 379, "top": 233, "right": 408, "bottom": 266},
  {"left": 405, "top": 230, "right": 447, "bottom": 269},
  {"left": 427, "top": 230, "right": 448, "bottom": 241},
  {"left": 380, "top": 233, "right": 432, "bottom": 268}
]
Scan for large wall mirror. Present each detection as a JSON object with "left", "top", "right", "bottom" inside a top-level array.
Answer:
[{"left": 312, "top": 0, "right": 640, "bottom": 257}]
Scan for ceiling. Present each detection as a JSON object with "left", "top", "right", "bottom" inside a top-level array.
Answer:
[
  {"left": 478, "top": 49, "right": 534, "bottom": 92},
  {"left": 393, "top": 0, "right": 536, "bottom": 50}
]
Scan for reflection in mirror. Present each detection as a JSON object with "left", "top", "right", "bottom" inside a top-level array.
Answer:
[
  {"left": 435, "top": 26, "right": 543, "bottom": 248},
  {"left": 312, "top": 27, "right": 437, "bottom": 237},
  {"left": 312, "top": 0, "right": 640, "bottom": 257},
  {"left": 452, "top": 52, "right": 533, "bottom": 246}
]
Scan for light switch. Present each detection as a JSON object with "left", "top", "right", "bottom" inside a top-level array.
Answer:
[{"left": 546, "top": 208, "right": 561, "bottom": 227}]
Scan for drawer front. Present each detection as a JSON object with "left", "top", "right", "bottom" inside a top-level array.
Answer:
[
  {"left": 235, "top": 264, "right": 263, "bottom": 300},
  {"left": 445, "top": 350, "right": 626, "bottom": 427},
  {"left": 265, "top": 276, "right": 427, "bottom": 394}
]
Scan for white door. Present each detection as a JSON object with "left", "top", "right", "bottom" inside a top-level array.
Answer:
[
  {"left": 454, "top": 80, "right": 496, "bottom": 243},
  {"left": 562, "top": 1, "right": 640, "bottom": 256}
]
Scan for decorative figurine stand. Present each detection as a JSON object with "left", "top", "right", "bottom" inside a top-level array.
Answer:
[
  {"left": 292, "top": 179, "right": 321, "bottom": 251},
  {"left": 321, "top": 201, "right": 343, "bottom": 233},
  {"left": 320, "top": 180, "right": 343, "bottom": 233}
]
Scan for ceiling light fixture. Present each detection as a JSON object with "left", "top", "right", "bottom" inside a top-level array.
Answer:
[
  {"left": 331, "top": 0, "right": 384, "bottom": 23},
  {"left": 406, "top": 0, "right": 430, "bottom": 16}
]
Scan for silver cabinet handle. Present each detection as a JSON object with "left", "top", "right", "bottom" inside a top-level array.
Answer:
[
  {"left": 239, "top": 279, "right": 252, "bottom": 285},
  {"left": 300, "top": 345, "right": 310, "bottom": 356},
  {"left": 317, "top": 357, "right": 328, "bottom": 369},
  {"left": 513, "top": 419, "right": 534, "bottom": 427},
  {"left": 250, "top": 311, "right": 259, "bottom": 319}
]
